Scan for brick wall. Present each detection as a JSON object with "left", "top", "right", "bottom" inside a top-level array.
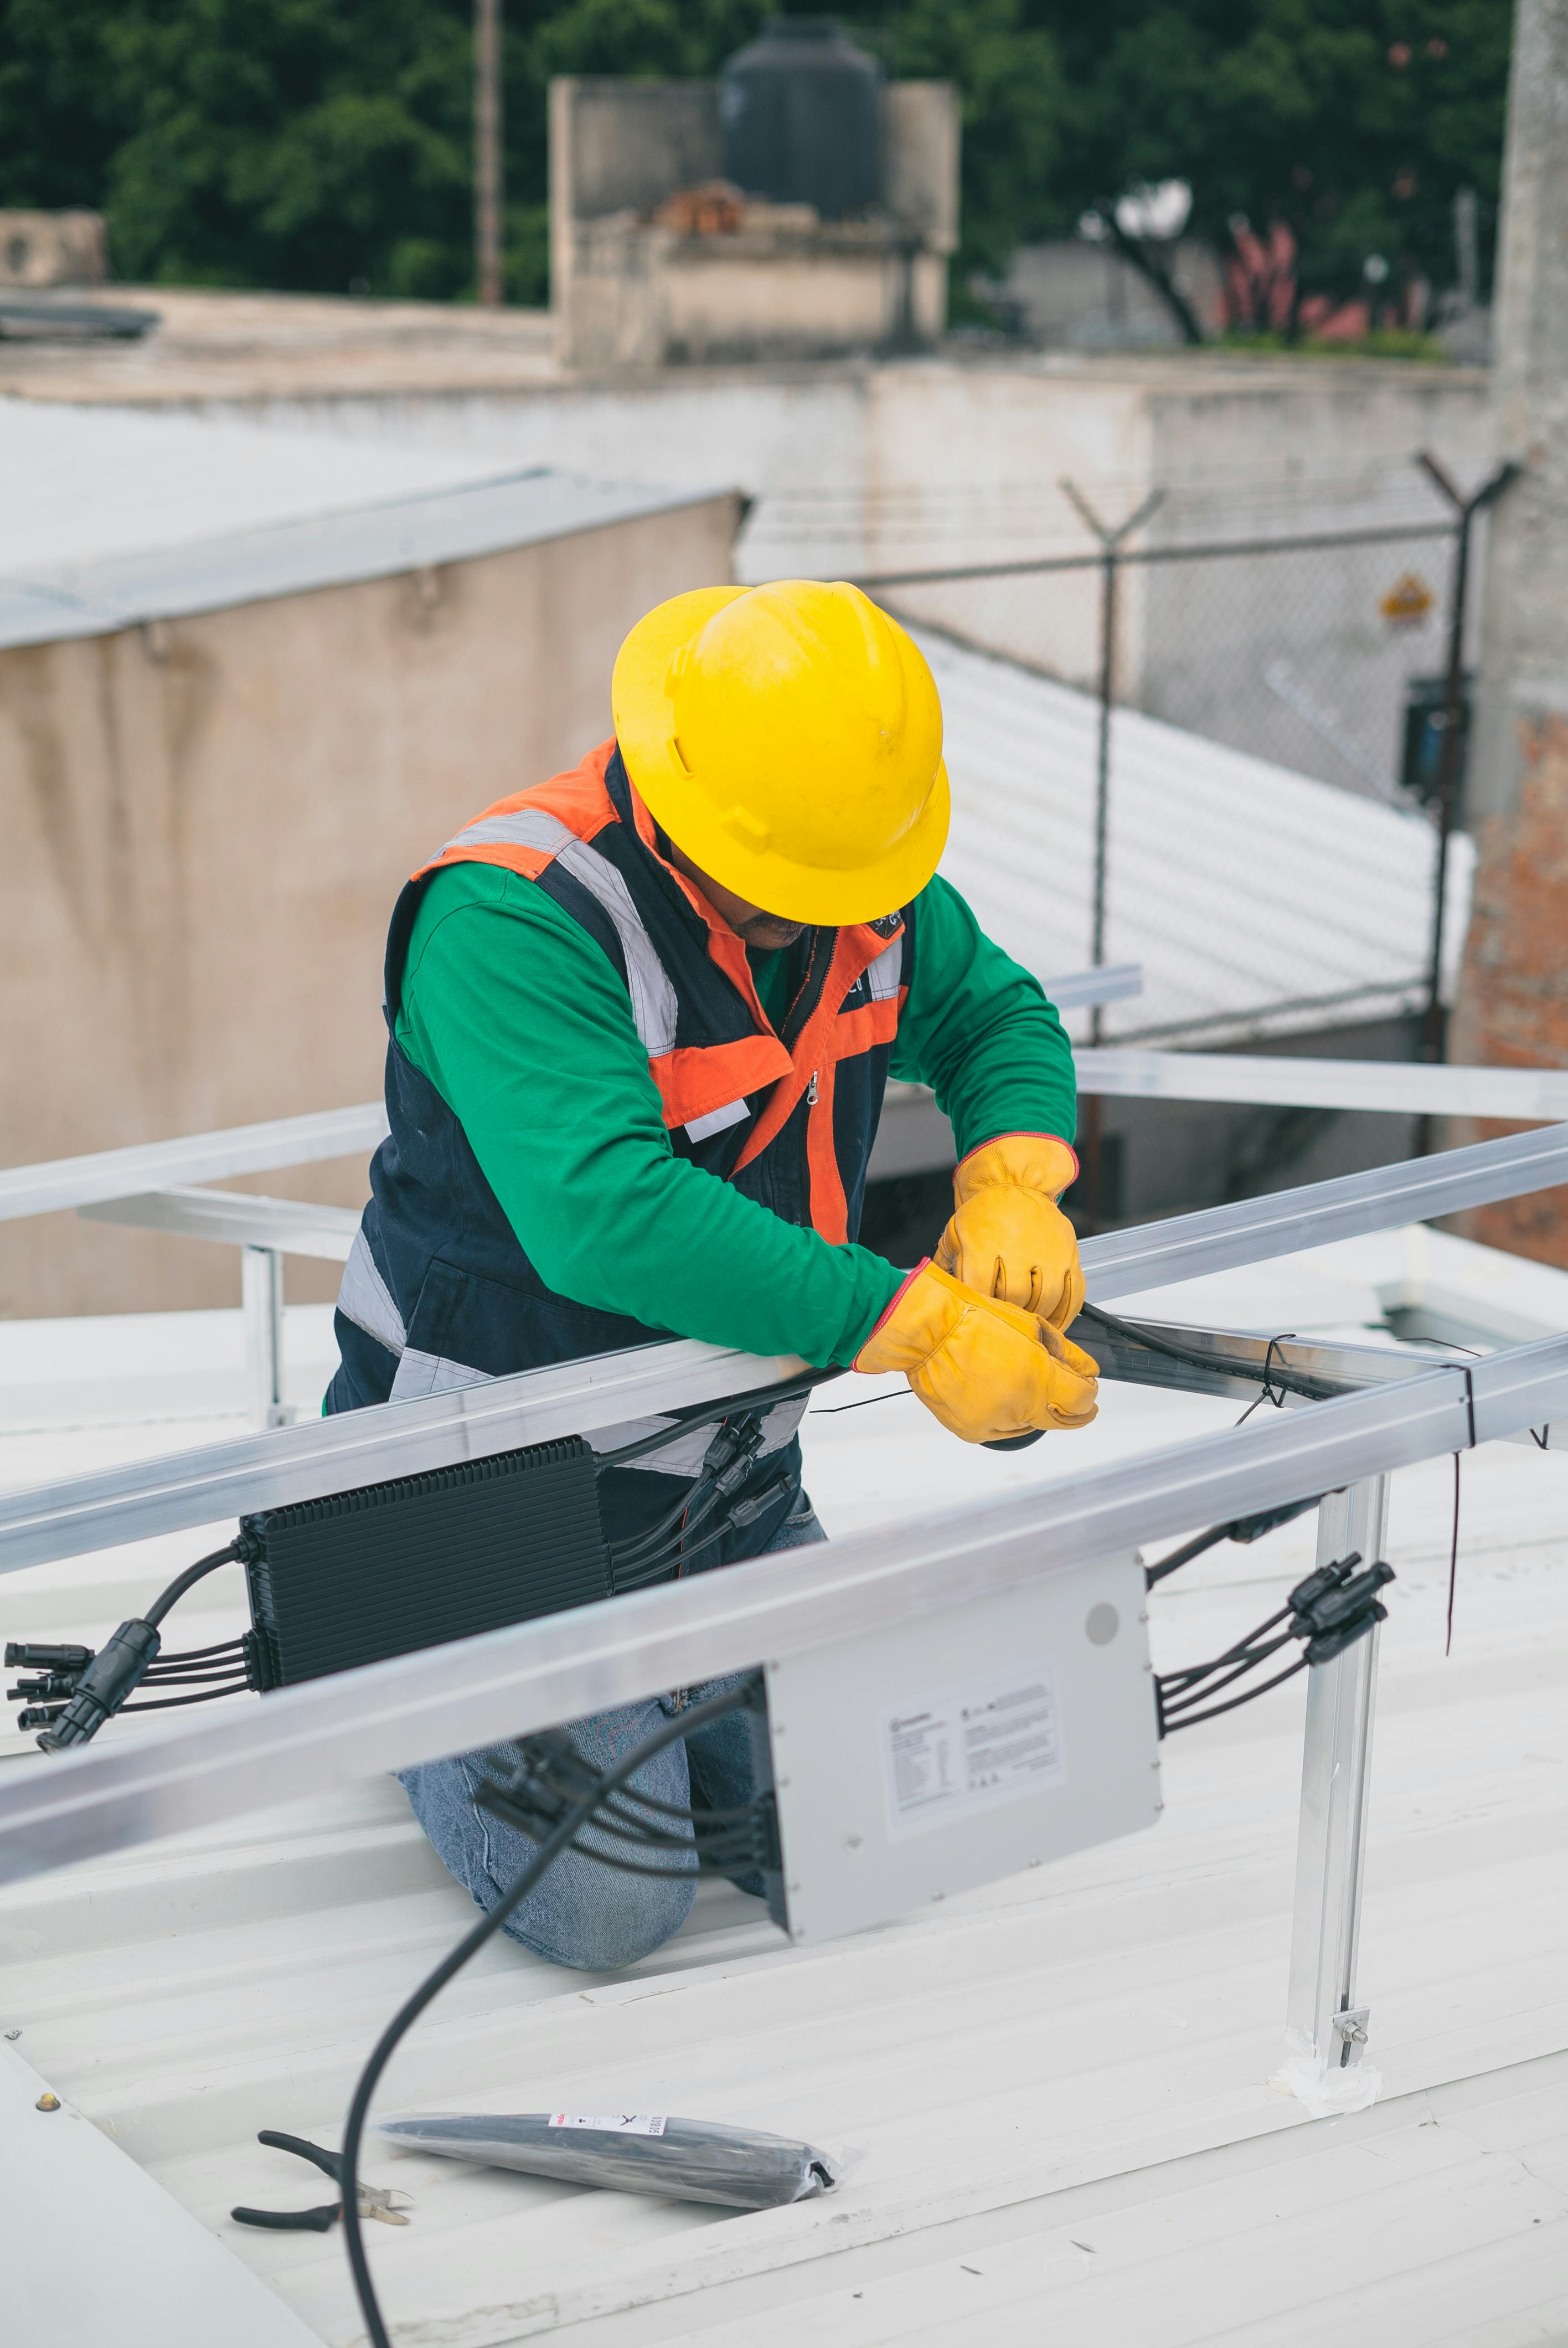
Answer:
[{"left": 1447, "top": 708, "right": 1568, "bottom": 1265}]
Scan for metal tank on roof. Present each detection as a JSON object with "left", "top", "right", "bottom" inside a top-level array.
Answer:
[{"left": 719, "top": 17, "right": 883, "bottom": 221}]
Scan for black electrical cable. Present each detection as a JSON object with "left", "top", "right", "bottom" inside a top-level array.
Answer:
[
  {"left": 1158, "top": 1630, "right": 1298, "bottom": 1716},
  {"left": 144, "top": 1541, "right": 243, "bottom": 1627},
  {"left": 339, "top": 1681, "right": 755, "bottom": 2348},
  {"left": 121, "top": 1682, "right": 250, "bottom": 1713},
  {"left": 1156, "top": 1603, "right": 1295, "bottom": 1690},
  {"left": 613, "top": 1490, "right": 791, "bottom": 1593},
  {"left": 1162, "top": 1655, "right": 1308, "bottom": 1732},
  {"left": 610, "top": 1473, "right": 730, "bottom": 1569},
  {"left": 610, "top": 1478, "right": 722, "bottom": 1566},
  {"left": 596, "top": 1369, "right": 839, "bottom": 1468},
  {"left": 1075, "top": 1303, "right": 1339, "bottom": 1404},
  {"left": 156, "top": 1636, "right": 246, "bottom": 1665},
  {"left": 1144, "top": 1493, "right": 1324, "bottom": 1590},
  {"left": 139, "top": 1666, "right": 253, "bottom": 1687}
]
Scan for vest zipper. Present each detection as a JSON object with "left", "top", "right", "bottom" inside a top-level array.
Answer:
[{"left": 807, "top": 1070, "right": 819, "bottom": 1106}]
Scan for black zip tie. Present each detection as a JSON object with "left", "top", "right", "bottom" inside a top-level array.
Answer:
[
  {"left": 1233, "top": 1332, "right": 1297, "bottom": 1426},
  {"left": 1446, "top": 1449, "right": 1462, "bottom": 1658}
]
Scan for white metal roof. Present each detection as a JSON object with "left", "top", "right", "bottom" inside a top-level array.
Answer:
[
  {"left": 920, "top": 625, "right": 1475, "bottom": 1047},
  {"left": 0, "top": 399, "right": 731, "bottom": 650},
  {"left": 1, "top": 1233, "right": 1565, "bottom": 2344}
]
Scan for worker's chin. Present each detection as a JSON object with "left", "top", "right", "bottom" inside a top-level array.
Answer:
[{"left": 737, "top": 914, "right": 806, "bottom": 951}]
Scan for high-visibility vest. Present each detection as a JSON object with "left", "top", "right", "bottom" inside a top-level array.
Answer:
[{"left": 327, "top": 743, "right": 914, "bottom": 1537}]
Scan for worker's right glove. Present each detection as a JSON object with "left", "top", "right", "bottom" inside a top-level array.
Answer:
[{"left": 854, "top": 1260, "right": 1099, "bottom": 1446}]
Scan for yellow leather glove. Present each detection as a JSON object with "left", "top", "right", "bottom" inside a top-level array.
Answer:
[
  {"left": 855, "top": 1259, "right": 1099, "bottom": 1445},
  {"left": 935, "top": 1133, "right": 1085, "bottom": 1332}
]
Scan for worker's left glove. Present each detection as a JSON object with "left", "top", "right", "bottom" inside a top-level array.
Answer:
[{"left": 934, "top": 1134, "right": 1085, "bottom": 1332}]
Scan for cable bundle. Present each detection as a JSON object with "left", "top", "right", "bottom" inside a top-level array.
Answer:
[
  {"left": 1156, "top": 1549, "right": 1395, "bottom": 1736},
  {"left": 474, "top": 1707, "right": 778, "bottom": 1884},
  {"left": 6, "top": 1544, "right": 260, "bottom": 1744},
  {"left": 607, "top": 1413, "right": 795, "bottom": 1594}
]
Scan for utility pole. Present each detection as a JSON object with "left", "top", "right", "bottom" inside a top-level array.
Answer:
[
  {"left": 1446, "top": 0, "right": 1568, "bottom": 1264},
  {"left": 474, "top": 0, "right": 504, "bottom": 307}
]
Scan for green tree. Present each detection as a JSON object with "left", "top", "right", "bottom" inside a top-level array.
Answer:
[
  {"left": 0, "top": 0, "right": 1513, "bottom": 320},
  {"left": 1028, "top": 0, "right": 1514, "bottom": 330}
]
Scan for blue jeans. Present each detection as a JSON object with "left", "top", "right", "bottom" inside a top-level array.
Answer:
[{"left": 399, "top": 1495, "right": 827, "bottom": 1971}]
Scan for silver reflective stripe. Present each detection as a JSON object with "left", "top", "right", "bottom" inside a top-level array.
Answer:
[
  {"left": 389, "top": 1347, "right": 490, "bottom": 1402},
  {"left": 337, "top": 1229, "right": 407, "bottom": 1358},
  {"left": 866, "top": 935, "right": 905, "bottom": 1000},
  {"left": 553, "top": 838, "right": 680, "bottom": 1059},
  {"left": 440, "top": 809, "right": 576, "bottom": 858},
  {"left": 440, "top": 809, "right": 680, "bottom": 1062},
  {"left": 684, "top": 1098, "right": 750, "bottom": 1144}
]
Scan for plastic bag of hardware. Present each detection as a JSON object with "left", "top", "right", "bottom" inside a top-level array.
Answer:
[{"left": 377, "top": 2110, "right": 838, "bottom": 2210}]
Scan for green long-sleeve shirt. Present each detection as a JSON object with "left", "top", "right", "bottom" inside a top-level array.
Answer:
[{"left": 395, "top": 863, "right": 1076, "bottom": 1367}]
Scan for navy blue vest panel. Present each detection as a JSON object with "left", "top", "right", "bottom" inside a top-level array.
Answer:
[{"left": 326, "top": 746, "right": 912, "bottom": 1562}]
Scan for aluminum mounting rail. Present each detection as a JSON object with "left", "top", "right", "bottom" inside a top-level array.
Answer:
[
  {"left": 1076, "top": 1047, "right": 1568, "bottom": 1122},
  {"left": 1081, "top": 1119, "right": 1568, "bottom": 1299},
  {"left": 1087, "top": 1314, "right": 1559, "bottom": 1445},
  {"left": 0, "top": 966, "right": 1136, "bottom": 1226},
  {"left": 2, "top": 1120, "right": 1566, "bottom": 1578},
  {"left": 0, "top": 1336, "right": 813, "bottom": 1577},
  {"left": 78, "top": 1186, "right": 360, "bottom": 1261},
  {"left": 0, "top": 1103, "right": 389, "bottom": 1224},
  {"left": 1, "top": 1329, "right": 1564, "bottom": 1888}
]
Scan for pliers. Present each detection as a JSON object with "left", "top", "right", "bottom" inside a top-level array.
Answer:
[{"left": 231, "top": 2129, "right": 414, "bottom": 2233}]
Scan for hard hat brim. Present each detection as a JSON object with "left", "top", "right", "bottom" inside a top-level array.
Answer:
[{"left": 613, "top": 586, "right": 950, "bottom": 927}]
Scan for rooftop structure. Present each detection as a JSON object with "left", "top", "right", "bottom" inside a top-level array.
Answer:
[
  {"left": 2, "top": 1219, "right": 1565, "bottom": 2344},
  {"left": 925, "top": 624, "right": 1472, "bottom": 1051},
  {"left": 0, "top": 402, "right": 741, "bottom": 1321}
]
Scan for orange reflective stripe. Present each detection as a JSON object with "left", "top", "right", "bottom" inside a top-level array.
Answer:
[
  {"left": 412, "top": 740, "right": 619, "bottom": 883},
  {"left": 649, "top": 1036, "right": 791, "bottom": 1131},
  {"left": 807, "top": 1058, "right": 848, "bottom": 1242},
  {"left": 735, "top": 926, "right": 891, "bottom": 1175},
  {"left": 833, "top": 993, "right": 904, "bottom": 1059}
]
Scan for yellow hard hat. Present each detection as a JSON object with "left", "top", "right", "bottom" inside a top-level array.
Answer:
[{"left": 612, "top": 579, "right": 949, "bottom": 926}]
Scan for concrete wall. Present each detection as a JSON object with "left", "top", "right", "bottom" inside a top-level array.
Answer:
[
  {"left": 550, "top": 77, "right": 958, "bottom": 367},
  {"left": 166, "top": 353, "right": 1493, "bottom": 775},
  {"left": 998, "top": 240, "right": 1224, "bottom": 350},
  {"left": 0, "top": 492, "right": 741, "bottom": 1319}
]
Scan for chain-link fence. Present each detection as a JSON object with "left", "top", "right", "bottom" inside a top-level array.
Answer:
[{"left": 844, "top": 463, "right": 1513, "bottom": 1069}]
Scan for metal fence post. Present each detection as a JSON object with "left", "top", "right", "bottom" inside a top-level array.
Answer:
[
  {"left": 1285, "top": 1474, "right": 1389, "bottom": 2086},
  {"left": 241, "top": 1245, "right": 290, "bottom": 1430},
  {"left": 1058, "top": 481, "right": 1164, "bottom": 1229},
  {"left": 1411, "top": 454, "right": 1520, "bottom": 1106}
]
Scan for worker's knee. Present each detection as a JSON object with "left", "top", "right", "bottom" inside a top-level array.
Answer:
[
  {"left": 496, "top": 1859, "right": 696, "bottom": 1971},
  {"left": 399, "top": 1733, "right": 698, "bottom": 1974}
]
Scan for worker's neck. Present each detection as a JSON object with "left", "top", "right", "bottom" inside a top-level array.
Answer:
[{"left": 663, "top": 840, "right": 805, "bottom": 952}]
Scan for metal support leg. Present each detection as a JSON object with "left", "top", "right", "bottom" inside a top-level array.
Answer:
[
  {"left": 241, "top": 1246, "right": 291, "bottom": 1430},
  {"left": 1284, "top": 1475, "right": 1388, "bottom": 2093}
]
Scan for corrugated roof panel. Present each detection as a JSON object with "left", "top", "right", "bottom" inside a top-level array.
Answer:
[
  {"left": 1, "top": 1252, "right": 1566, "bottom": 2344},
  {"left": 920, "top": 626, "right": 1473, "bottom": 1046}
]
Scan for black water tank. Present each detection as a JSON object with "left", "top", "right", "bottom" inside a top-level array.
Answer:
[{"left": 720, "top": 18, "right": 883, "bottom": 222}]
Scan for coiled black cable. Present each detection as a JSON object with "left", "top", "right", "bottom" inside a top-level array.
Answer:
[{"left": 338, "top": 1681, "right": 759, "bottom": 2348}]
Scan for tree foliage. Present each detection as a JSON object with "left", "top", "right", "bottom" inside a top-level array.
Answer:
[
  {"left": 0, "top": 0, "right": 1512, "bottom": 316},
  {"left": 1031, "top": 0, "right": 1514, "bottom": 315}
]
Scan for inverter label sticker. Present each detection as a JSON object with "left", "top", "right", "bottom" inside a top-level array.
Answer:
[
  {"left": 880, "top": 1660, "right": 1065, "bottom": 1840},
  {"left": 548, "top": 2114, "right": 667, "bottom": 2135}
]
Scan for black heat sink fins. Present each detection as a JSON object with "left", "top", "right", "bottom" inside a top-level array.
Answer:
[{"left": 241, "top": 1438, "right": 610, "bottom": 1690}]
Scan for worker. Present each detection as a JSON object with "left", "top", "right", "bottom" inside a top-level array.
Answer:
[{"left": 328, "top": 580, "right": 1098, "bottom": 1969}]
